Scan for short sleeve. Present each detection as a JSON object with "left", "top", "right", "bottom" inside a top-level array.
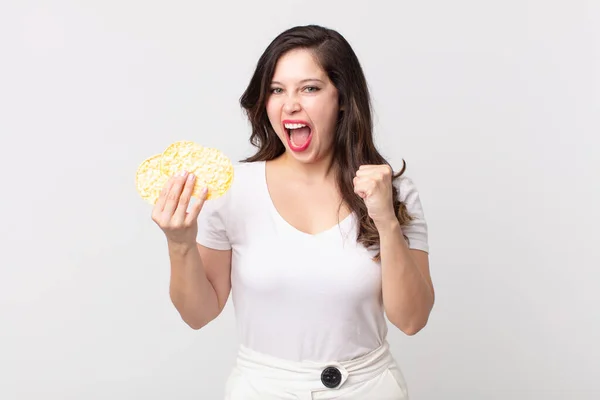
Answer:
[
  {"left": 395, "top": 176, "right": 430, "bottom": 253},
  {"left": 196, "top": 192, "right": 232, "bottom": 251}
]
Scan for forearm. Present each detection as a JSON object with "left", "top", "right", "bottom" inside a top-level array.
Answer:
[
  {"left": 378, "top": 220, "right": 434, "bottom": 335},
  {"left": 167, "top": 241, "right": 219, "bottom": 329}
]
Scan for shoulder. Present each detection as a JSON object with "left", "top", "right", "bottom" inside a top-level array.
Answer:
[
  {"left": 196, "top": 161, "right": 265, "bottom": 246},
  {"left": 205, "top": 160, "right": 264, "bottom": 209},
  {"left": 225, "top": 160, "right": 264, "bottom": 197},
  {"left": 393, "top": 173, "right": 423, "bottom": 206},
  {"left": 231, "top": 160, "right": 264, "bottom": 183},
  {"left": 392, "top": 173, "right": 430, "bottom": 252}
]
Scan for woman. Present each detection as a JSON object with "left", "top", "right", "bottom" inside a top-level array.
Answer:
[{"left": 152, "top": 24, "right": 435, "bottom": 399}]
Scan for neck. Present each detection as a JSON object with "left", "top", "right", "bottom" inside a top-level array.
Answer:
[{"left": 277, "top": 152, "right": 337, "bottom": 183}]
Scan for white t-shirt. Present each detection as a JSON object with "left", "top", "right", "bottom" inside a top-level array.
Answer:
[{"left": 196, "top": 160, "right": 429, "bottom": 362}]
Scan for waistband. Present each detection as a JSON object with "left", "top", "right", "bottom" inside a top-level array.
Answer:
[{"left": 234, "top": 341, "right": 394, "bottom": 392}]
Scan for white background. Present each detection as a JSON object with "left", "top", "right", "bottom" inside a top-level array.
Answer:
[{"left": 1, "top": 1, "right": 598, "bottom": 399}]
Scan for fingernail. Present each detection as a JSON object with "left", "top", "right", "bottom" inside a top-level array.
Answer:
[
  {"left": 187, "top": 173, "right": 195, "bottom": 181},
  {"left": 180, "top": 170, "right": 187, "bottom": 177}
]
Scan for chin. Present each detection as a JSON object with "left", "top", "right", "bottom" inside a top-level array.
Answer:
[{"left": 286, "top": 146, "right": 329, "bottom": 166}]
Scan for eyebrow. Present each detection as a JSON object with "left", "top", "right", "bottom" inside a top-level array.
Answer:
[{"left": 270, "top": 78, "right": 325, "bottom": 85}]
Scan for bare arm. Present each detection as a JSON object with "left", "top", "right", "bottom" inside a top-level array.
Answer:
[
  {"left": 168, "top": 241, "right": 231, "bottom": 330},
  {"left": 152, "top": 170, "right": 232, "bottom": 330},
  {"left": 378, "top": 219, "right": 434, "bottom": 335}
]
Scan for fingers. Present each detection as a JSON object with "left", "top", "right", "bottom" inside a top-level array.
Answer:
[
  {"left": 162, "top": 171, "right": 190, "bottom": 217},
  {"left": 355, "top": 164, "right": 391, "bottom": 179},
  {"left": 353, "top": 176, "right": 373, "bottom": 198},
  {"left": 353, "top": 164, "right": 392, "bottom": 199},
  {"left": 151, "top": 169, "right": 210, "bottom": 234},
  {"left": 154, "top": 175, "right": 176, "bottom": 213},
  {"left": 171, "top": 172, "right": 197, "bottom": 225}
]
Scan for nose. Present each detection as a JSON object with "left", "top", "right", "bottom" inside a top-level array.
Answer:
[{"left": 283, "top": 94, "right": 301, "bottom": 114}]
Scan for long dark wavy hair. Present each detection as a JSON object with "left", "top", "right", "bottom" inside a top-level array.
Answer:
[{"left": 239, "top": 24, "right": 412, "bottom": 261}]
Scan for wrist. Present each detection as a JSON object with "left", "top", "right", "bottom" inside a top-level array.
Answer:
[
  {"left": 374, "top": 217, "right": 401, "bottom": 236},
  {"left": 167, "top": 239, "right": 197, "bottom": 256}
]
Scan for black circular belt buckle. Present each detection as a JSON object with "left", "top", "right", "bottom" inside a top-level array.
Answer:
[{"left": 321, "top": 366, "right": 342, "bottom": 388}]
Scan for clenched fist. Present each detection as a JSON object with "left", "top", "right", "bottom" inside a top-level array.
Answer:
[{"left": 353, "top": 164, "right": 396, "bottom": 228}]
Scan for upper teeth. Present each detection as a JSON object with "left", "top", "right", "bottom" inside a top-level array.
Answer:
[{"left": 284, "top": 123, "right": 307, "bottom": 129}]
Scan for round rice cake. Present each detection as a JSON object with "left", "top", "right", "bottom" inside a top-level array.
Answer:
[
  {"left": 135, "top": 154, "right": 169, "bottom": 204},
  {"left": 160, "top": 140, "right": 234, "bottom": 200}
]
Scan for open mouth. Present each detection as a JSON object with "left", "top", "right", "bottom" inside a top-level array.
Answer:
[{"left": 283, "top": 120, "right": 312, "bottom": 152}]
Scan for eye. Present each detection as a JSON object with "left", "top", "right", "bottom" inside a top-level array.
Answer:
[
  {"left": 303, "top": 86, "right": 320, "bottom": 93},
  {"left": 270, "top": 87, "right": 283, "bottom": 94}
]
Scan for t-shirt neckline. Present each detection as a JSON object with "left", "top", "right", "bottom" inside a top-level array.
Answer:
[{"left": 258, "top": 160, "right": 354, "bottom": 239}]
